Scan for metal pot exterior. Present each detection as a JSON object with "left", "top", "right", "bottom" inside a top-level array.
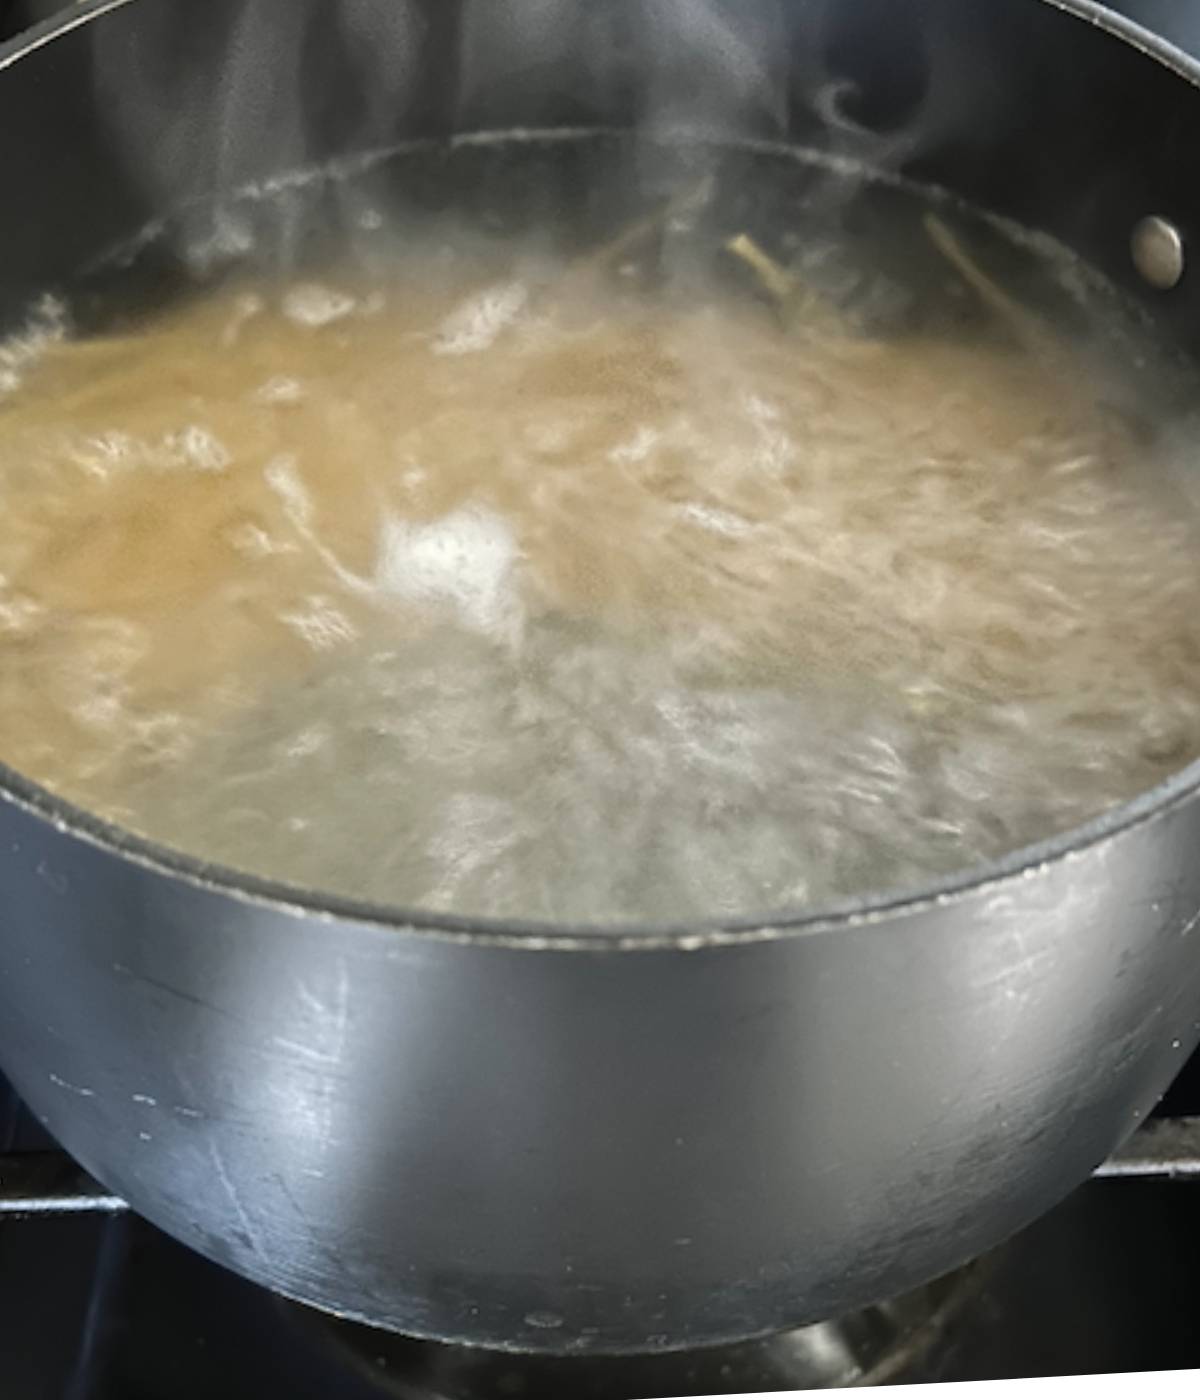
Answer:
[
  {"left": 1, "top": 0, "right": 1200, "bottom": 1355},
  {"left": 2, "top": 783, "right": 1200, "bottom": 1352}
]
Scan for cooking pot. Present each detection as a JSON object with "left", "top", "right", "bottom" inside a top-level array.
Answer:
[{"left": 3, "top": 0, "right": 1200, "bottom": 1357}]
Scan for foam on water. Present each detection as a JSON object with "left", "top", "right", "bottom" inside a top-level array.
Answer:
[
  {"left": 283, "top": 283, "right": 359, "bottom": 328},
  {"left": 1, "top": 139, "right": 1199, "bottom": 926},
  {"left": 0, "top": 295, "right": 67, "bottom": 397},
  {"left": 375, "top": 507, "right": 524, "bottom": 637},
  {"left": 433, "top": 281, "right": 531, "bottom": 356}
]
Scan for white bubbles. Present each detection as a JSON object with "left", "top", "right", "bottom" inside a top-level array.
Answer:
[
  {"left": 47, "top": 619, "right": 149, "bottom": 738},
  {"left": 676, "top": 502, "right": 756, "bottom": 538},
  {"left": 375, "top": 507, "right": 523, "bottom": 637},
  {"left": 221, "top": 293, "right": 265, "bottom": 346},
  {"left": 0, "top": 588, "right": 44, "bottom": 637},
  {"left": 70, "top": 618, "right": 150, "bottom": 681},
  {"left": 743, "top": 395, "right": 797, "bottom": 477},
  {"left": 284, "top": 725, "right": 331, "bottom": 760},
  {"left": 280, "top": 596, "right": 358, "bottom": 652},
  {"left": 165, "top": 425, "right": 232, "bottom": 473},
  {"left": 224, "top": 521, "right": 296, "bottom": 561},
  {"left": 131, "top": 713, "right": 196, "bottom": 767},
  {"left": 433, "top": 281, "right": 530, "bottom": 356},
  {"left": 67, "top": 425, "right": 231, "bottom": 478},
  {"left": 0, "top": 294, "right": 68, "bottom": 398},
  {"left": 424, "top": 792, "right": 522, "bottom": 906},
  {"left": 283, "top": 283, "right": 357, "bottom": 328},
  {"left": 264, "top": 454, "right": 314, "bottom": 526},
  {"left": 609, "top": 426, "right": 661, "bottom": 465},
  {"left": 255, "top": 376, "right": 305, "bottom": 405},
  {"left": 69, "top": 431, "right": 139, "bottom": 481}
]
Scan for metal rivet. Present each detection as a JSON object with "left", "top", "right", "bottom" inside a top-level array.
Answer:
[{"left": 1131, "top": 215, "right": 1185, "bottom": 290}]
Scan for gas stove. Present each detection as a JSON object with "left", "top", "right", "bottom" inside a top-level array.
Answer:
[{"left": 3, "top": 1064, "right": 1200, "bottom": 1398}]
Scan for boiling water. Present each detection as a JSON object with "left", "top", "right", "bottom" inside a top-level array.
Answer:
[{"left": 2, "top": 136, "right": 1200, "bottom": 926}]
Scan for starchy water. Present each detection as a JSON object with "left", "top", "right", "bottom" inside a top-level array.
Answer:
[{"left": 1, "top": 136, "right": 1198, "bottom": 926}]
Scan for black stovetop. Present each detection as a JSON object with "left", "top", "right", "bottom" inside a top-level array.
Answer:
[
  {"left": 3, "top": 1158, "right": 1200, "bottom": 1398},
  {"left": 3, "top": 1059, "right": 1200, "bottom": 1399}
]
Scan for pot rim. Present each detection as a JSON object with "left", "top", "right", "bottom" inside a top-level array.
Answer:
[{"left": 1, "top": 0, "right": 1199, "bottom": 952}]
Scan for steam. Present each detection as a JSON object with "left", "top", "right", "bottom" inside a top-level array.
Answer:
[
  {"left": 79, "top": 0, "right": 950, "bottom": 281},
  {"left": 456, "top": 0, "right": 791, "bottom": 141},
  {"left": 87, "top": 0, "right": 425, "bottom": 272}
]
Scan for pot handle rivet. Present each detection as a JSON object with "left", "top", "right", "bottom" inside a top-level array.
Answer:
[{"left": 1132, "top": 216, "right": 1185, "bottom": 290}]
